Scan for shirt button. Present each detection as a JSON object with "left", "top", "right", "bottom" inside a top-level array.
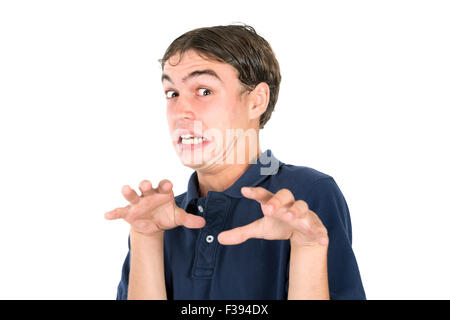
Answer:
[
  {"left": 206, "top": 235, "right": 214, "bottom": 243},
  {"left": 197, "top": 205, "right": 204, "bottom": 213}
]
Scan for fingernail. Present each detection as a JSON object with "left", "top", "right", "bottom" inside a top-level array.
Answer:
[{"left": 242, "top": 187, "right": 252, "bottom": 194}]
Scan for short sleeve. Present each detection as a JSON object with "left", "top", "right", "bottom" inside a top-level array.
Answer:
[
  {"left": 116, "top": 236, "right": 130, "bottom": 300},
  {"left": 305, "top": 177, "right": 366, "bottom": 300}
]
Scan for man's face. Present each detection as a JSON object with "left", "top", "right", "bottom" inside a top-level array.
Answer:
[{"left": 163, "top": 49, "right": 256, "bottom": 171}]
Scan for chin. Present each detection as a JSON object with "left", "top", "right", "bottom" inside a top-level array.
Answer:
[
  {"left": 176, "top": 148, "right": 208, "bottom": 168},
  {"left": 175, "top": 143, "right": 223, "bottom": 169},
  {"left": 181, "top": 160, "right": 205, "bottom": 170}
]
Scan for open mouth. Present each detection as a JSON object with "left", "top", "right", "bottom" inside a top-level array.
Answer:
[{"left": 178, "top": 134, "right": 208, "bottom": 145}]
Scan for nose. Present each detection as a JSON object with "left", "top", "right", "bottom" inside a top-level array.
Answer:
[{"left": 171, "top": 93, "right": 195, "bottom": 121}]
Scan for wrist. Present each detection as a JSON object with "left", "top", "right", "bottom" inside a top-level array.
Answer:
[
  {"left": 288, "top": 238, "right": 329, "bottom": 300},
  {"left": 290, "top": 239, "right": 328, "bottom": 255},
  {"left": 130, "top": 228, "right": 164, "bottom": 241}
]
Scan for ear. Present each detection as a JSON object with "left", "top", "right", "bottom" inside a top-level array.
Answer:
[{"left": 248, "top": 82, "right": 270, "bottom": 121}]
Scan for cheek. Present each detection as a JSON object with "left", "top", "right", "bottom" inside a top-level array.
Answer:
[
  {"left": 166, "top": 107, "right": 176, "bottom": 131},
  {"left": 229, "top": 101, "right": 248, "bottom": 127},
  {"left": 166, "top": 103, "right": 173, "bottom": 117},
  {"left": 203, "top": 100, "right": 233, "bottom": 128}
]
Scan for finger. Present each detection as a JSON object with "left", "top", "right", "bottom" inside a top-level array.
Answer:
[
  {"left": 104, "top": 206, "right": 130, "bottom": 220},
  {"left": 176, "top": 212, "right": 206, "bottom": 229},
  {"left": 218, "top": 219, "right": 263, "bottom": 245},
  {"left": 122, "top": 185, "right": 140, "bottom": 204},
  {"left": 139, "top": 180, "right": 154, "bottom": 197},
  {"left": 264, "top": 188, "right": 295, "bottom": 217},
  {"left": 317, "top": 234, "right": 329, "bottom": 247},
  {"left": 287, "top": 206, "right": 328, "bottom": 245},
  {"left": 308, "top": 211, "right": 329, "bottom": 246},
  {"left": 241, "top": 186, "right": 273, "bottom": 204},
  {"left": 157, "top": 179, "right": 173, "bottom": 194},
  {"left": 282, "top": 200, "right": 309, "bottom": 222},
  {"left": 298, "top": 215, "right": 328, "bottom": 246}
]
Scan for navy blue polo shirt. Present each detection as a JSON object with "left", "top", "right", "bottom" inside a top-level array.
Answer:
[{"left": 116, "top": 149, "right": 366, "bottom": 300}]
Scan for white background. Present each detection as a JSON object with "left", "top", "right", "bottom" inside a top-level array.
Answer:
[{"left": 0, "top": 0, "right": 449, "bottom": 299}]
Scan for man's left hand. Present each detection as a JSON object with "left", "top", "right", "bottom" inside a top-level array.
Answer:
[{"left": 217, "top": 186, "right": 329, "bottom": 249}]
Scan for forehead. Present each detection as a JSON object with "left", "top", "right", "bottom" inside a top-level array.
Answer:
[{"left": 162, "top": 50, "right": 239, "bottom": 81}]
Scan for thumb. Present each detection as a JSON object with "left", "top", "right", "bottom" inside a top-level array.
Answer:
[
  {"left": 218, "top": 219, "right": 263, "bottom": 245},
  {"left": 174, "top": 206, "right": 206, "bottom": 229}
]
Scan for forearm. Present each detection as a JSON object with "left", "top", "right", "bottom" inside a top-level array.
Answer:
[
  {"left": 128, "top": 229, "right": 167, "bottom": 300},
  {"left": 287, "top": 243, "right": 330, "bottom": 300}
]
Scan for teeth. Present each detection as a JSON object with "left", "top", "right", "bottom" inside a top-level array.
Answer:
[{"left": 180, "top": 135, "right": 206, "bottom": 144}]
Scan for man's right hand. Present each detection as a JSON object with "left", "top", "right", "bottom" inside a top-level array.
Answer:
[{"left": 104, "top": 179, "right": 205, "bottom": 236}]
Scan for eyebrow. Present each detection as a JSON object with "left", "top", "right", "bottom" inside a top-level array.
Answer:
[{"left": 161, "top": 69, "right": 223, "bottom": 84}]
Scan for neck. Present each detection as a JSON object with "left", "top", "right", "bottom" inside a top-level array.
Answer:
[{"left": 197, "top": 144, "right": 262, "bottom": 198}]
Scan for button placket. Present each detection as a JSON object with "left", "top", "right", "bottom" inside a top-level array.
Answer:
[
  {"left": 192, "top": 194, "right": 231, "bottom": 279},
  {"left": 206, "top": 235, "right": 214, "bottom": 243}
]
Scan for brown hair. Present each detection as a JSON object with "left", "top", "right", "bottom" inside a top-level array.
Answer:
[{"left": 158, "top": 23, "right": 281, "bottom": 129}]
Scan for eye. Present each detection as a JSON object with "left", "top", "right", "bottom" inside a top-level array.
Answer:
[
  {"left": 198, "top": 88, "right": 212, "bottom": 96},
  {"left": 165, "top": 90, "right": 178, "bottom": 99}
]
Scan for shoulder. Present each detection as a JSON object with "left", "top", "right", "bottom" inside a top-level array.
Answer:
[
  {"left": 271, "top": 163, "right": 335, "bottom": 197},
  {"left": 273, "top": 164, "right": 351, "bottom": 235},
  {"left": 270, "top": 163, "right": 349, "bottom": 220}
]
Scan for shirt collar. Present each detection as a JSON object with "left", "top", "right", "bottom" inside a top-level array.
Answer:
[{"left": 181, "top": 149, "right": 284, "bottom": 209}]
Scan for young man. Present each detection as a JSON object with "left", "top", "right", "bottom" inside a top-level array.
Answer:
[{"left": 105, "top": 24, "right": 366, "bottom": 300}]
